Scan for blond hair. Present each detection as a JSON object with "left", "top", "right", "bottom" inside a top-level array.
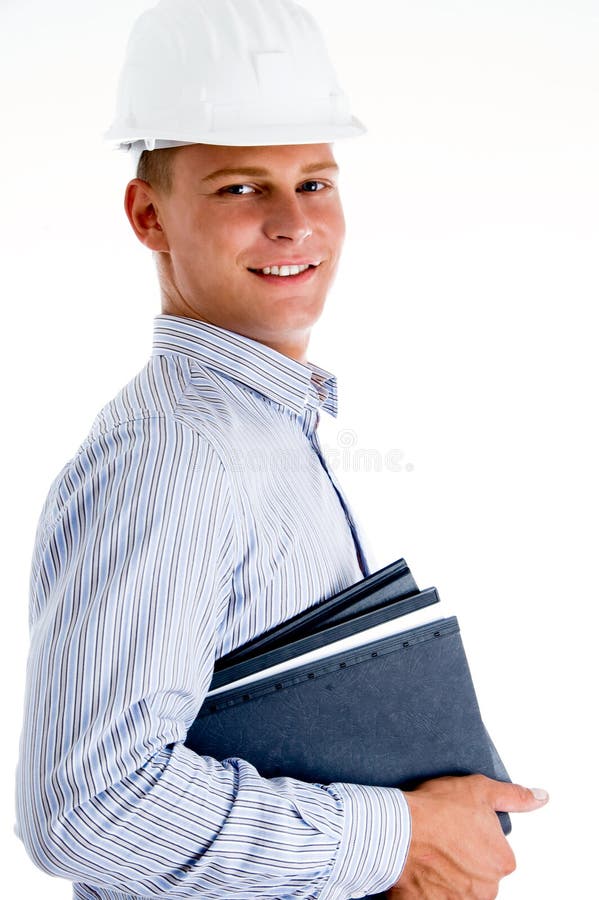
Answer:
[{"left": 136, "top": 147, "right": 180, "bottom": 193}]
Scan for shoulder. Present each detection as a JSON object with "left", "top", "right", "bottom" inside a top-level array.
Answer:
[
  {"left": 35, "top": 356, "right": 238, "bottom": 549},
  {"left": 85, "top": 354, "right": 195, "bottom": 439},
  {"left": 84, "top": 353, "right": 247, "bottom": 445}
]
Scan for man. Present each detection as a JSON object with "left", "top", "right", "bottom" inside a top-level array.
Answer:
[{"left": 15, "top": 1, "right": 548, "bottom": 898}]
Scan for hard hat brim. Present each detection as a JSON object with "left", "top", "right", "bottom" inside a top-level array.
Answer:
[{"left": 105, "top": 117, "right": 367, "bottom": 151}]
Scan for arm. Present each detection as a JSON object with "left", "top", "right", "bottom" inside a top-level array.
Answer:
[{"left": 16, "top": 415, "right": 409, "bottom": 899}]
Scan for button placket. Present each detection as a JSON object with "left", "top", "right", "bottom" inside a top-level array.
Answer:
[{"left": 308, "top": 420, "right": 370, "bottom": 578}]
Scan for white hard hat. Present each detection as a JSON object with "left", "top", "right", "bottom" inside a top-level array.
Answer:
[{"left": 105, "top": 0, "right": 366, "bottom": 163}]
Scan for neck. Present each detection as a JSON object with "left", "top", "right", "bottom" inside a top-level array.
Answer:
[
  {"left": 160, "top": 299, "right": 311, "bottom": 364},
  {"left": 256, "top": 333, "right": 310, "bottom": 363}
]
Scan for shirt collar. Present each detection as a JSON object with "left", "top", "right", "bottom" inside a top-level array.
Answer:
[{"left": 152, "top": 315, "right": 338, "bottom": 417}]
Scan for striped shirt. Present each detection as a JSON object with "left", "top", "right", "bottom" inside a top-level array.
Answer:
[{"left": 16, "top": 314, "right": 410, "bottom": 900}]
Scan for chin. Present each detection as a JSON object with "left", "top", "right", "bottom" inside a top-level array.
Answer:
[{"left": 272, "top": 294, "right": 326, "bottom": 323}]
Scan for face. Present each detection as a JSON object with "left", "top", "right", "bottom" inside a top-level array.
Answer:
[{"left": 135, "top": 143, "right": 345, "bottom": 361}]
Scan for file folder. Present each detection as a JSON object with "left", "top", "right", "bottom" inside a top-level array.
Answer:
[{"left": 185, "top": 559, "right": 512, "bottom": 896}]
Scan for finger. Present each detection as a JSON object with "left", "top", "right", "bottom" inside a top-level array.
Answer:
[{"left": 488, "top": 780, "right": 549, "bottom": 813}]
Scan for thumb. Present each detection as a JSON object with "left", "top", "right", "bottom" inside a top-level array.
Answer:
[{"left": 490, "top": 780, "right": 550, "bottom": 813}]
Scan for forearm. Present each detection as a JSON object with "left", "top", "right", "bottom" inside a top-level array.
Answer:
[
  {"left": 17, "top": 723, "right": 409, "bottom": 899},
  {"left": 17, "top": 738, "right": 346, "bottom": 897}
]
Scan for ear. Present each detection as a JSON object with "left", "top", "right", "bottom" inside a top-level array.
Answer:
[{"left": 124, "top": 179, "right": 170, "bottom": 252}]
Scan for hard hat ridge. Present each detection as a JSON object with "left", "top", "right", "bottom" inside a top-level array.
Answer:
[{"left": 105, "top": 0, "right": 366, "bottom": 160}]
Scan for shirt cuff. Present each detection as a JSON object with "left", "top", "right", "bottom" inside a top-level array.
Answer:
[{"left": 319, "top": 783, "right": 411, "bottom": 900}]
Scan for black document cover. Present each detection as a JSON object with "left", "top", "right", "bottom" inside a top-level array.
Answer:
[
  {"left": 185, "top": 560, "right": 512, "bottom": 896},
  {"left": 213, "top": 557, "right": 419, "bottom": 672}
]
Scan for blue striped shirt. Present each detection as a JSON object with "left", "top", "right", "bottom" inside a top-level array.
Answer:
[{"left": 16, "top": 314, "right": 410, "bottom": 899}]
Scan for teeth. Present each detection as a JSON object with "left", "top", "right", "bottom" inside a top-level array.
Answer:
[{"left": 259, "top": 263, "right": 314, "bottom": 277}]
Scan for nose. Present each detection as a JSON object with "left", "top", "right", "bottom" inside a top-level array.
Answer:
[{"left": 263, "top": 192, "right": 313, "bottom": 242}]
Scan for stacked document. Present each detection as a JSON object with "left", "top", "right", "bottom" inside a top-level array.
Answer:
[{"left": 185, "top": 558, "right": 512, "bottom": 841}]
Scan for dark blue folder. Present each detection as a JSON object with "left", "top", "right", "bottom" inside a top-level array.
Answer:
[{"left": 185, "top": 560, "right": 511, "bottom": 897}]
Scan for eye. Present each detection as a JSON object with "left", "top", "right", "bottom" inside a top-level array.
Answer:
[
  {"left": 299, "top": 180, "right": 327, "bottom": 193},
  {"left": 221, "top": 184, "right": 256, "bottom": 195}
]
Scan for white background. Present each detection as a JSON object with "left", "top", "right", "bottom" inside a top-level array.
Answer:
[{"left": 1, "top": 0, "right": 597, "bottom": 895}]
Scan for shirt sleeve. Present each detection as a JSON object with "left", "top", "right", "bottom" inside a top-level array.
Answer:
[{"left": 15, "top": 414, "right": 410, "bottom": 899}]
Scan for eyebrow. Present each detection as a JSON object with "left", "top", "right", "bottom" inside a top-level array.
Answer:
[{"left": 200, "top": 161, "right": 339, "bottom": 185}]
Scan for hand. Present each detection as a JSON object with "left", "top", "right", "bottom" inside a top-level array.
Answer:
[{"left": 388, "top": 774, "right": 549, "bottom": 899}]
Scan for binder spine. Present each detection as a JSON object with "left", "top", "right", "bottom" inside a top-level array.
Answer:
[{"left": 205, "top": 616, "right": 456, "bottom": 712}]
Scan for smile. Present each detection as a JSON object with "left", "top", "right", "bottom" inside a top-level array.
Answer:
[{"left": 248, "top": 263, "right": 320, "bottom": 278}]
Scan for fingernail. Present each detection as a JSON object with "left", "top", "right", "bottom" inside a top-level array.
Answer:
[{"left": 531, "top": 788, "right": 549, "bottom": 802}]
